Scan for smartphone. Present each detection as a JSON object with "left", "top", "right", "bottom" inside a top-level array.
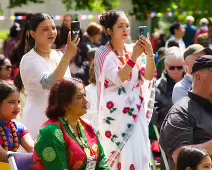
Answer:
[
  {"left": 71, "top": 21, "right": 80, "bottom": 40},
  {"left": 138, "top": 26, "right": 148, "bottom": 38}
]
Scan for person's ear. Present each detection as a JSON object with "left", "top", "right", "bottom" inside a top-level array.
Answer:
[
  {"left": 164, "top": 62, "right": 169, "bottom": 71},
  {"left": 30, "top": 30, "right": 35, "bottom": 39},
  {"left": 106, "top": 28, "right": 113, "bottom": 36},
  {"left": 195, "top": 72, "right": 201, "bottom": 80}
]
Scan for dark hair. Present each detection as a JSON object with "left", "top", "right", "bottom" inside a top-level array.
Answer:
[
  {"left": 9, "top": 19, "right": 30, "bottom": 68},
  {"left": 57, "top": 26, "right": 69, "bottom": 48},
  {"left": 176, "top": 147, "right": 210, "bottom": 170},
  {"left": 25, "top": 13, "right": 54, "bottom": 52},
  {"left": 157, "top": 47, "right": 166, "bottom": 57},
  {"left": 46, "top": 78, "right": 82, "bottom": 119},
  {"left": 100, "top": 11, "right": 126, "bottom": 39},
  {"left": 0, "top": 80, "right": 18, "bottom": 104},
  {"left": 167, "top": 39, "right": 179, "bottom": 48},
  {"left": 14, "top": 72, "right": 23, "bottom": 92},
  {"left": 9, "top": 22, "right": 21, "bottom": 38},
  {"left": 170, "top": 22, "right": 182, "bottom": 35},
  {"left": 0, "top": 55, "right": 6, "bottom": 67}
]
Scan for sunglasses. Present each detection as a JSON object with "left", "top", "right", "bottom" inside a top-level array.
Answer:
[
  {"left": 0, "top": 65, "right": 12, "bottom": 70},
  {"left": 168, "top": 65, "right": 184, "bottom": 70}
]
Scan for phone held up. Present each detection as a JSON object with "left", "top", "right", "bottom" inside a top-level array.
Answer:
[
  {"left": 71, "top": 21, "right": 80, "bottom": 41},
  {"left": 138, "top": 26, "right": 148, "bottom": 38}
]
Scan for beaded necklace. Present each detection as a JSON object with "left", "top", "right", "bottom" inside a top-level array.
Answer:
[
  {"left": 34, "top": 47, "right": 51, "bottom": 56},
  {"left": 68, "top": 121, "right": 95, "bottom": 158},
  {"left": 0, "top": 121, "right": 19, "bottom": 151},
  {"left": 109, "top": 42, "right": 130, "bottom": 65}
]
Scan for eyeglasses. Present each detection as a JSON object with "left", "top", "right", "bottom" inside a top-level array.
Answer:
[
  {"left": 0, "top": 65, "right": 12, "bottom": 70},
  {"left": 168, "top": 65, "right": 184, "bottom": 70}
]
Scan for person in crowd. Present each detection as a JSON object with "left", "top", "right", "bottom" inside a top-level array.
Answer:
[
  {"left": 195, "top": 18, "right": 209, "bottom": 43},
  {"left": 156, "top": 40, "right": 180, "bottom": 79},
  {"left": 3, "top": 22, "right": 22, "bottom": 58},
  {"left": 176, "top": 147, "right": 212, "bottom": 170},
  {"left": 79, "top": 22, "right": 102, "bottom": 63},
  {"left": 9, "top": 19, "right": 30, "bottom": 80},
  {"left": 165, "top": 22, "right": 186, "bottom": 51},
  {"left": 62, "top": 14, "right": 72, "bottom": 29},
  {"left": 71, "top": 22, "right": 102, "bottom": 85},
  {"left": 83, "top": 50, "right": 98, "bottom": 128},
  {"left": 33, "top": 78, "right": 109, "bottom": 170},
  {"left": 73, "top": 47, "right": 98, "bottom": 86},
  {"left": 101, "top": 27, "right": 109, "bottom": 45},
  {"left": 197, "top": 33, "right": 210, "bottom": 48},
  {"left": 183, "top": 16, "right": 197, "bottom": 47},
  {"left": 0, "top": 55, "right": 12, "bottom": 82},
  {"left": 56, "top": 26, "right": 70, "bottom": 53},
  {"left": 172, "top": 44, "right": 212, "bottom": 104},
  {"left": 160, "top": 55, "right": 212, "bottom": 169},
  {"left": 0, "top": 81, "right": 34, "bottom": 169},
  {"left": 95, "top": 10, "right": 156, "bottom": 169},
  {"left": 13, "top": 72, "right": 26, "bottom": 122},
  {"left": 20, "top": 13, "right": 79, "bottom": 140},
  {"left": 155, "top": 47, "right": 165, "bottom": 78},
  {"left": 152, "top": 46, "right": 185, "bottom": 130}
]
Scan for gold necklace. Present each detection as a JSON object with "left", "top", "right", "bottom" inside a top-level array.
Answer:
[{"left": 34, "top": 47, "right": 51, "bottom": 56}]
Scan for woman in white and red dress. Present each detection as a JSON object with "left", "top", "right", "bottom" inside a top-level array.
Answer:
[{"left": 94, "top": 11, "right": 156, "bottom": 170}]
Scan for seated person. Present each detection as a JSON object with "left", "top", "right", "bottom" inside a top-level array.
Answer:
[
  {"left": 0, "top": 81, "right": 34, "bottom": 168},
  {"left": 33, "top": 78, "right": 109, "bottom": 170},
  {"left": 0, "top": 55, "right": 12, "bottom": 82}
]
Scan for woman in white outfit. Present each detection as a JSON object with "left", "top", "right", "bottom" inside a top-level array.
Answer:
[
  {"left": 95, "top": 11, "right": 156, "bottom": 170},
  {"left": 20, "top": 13, "right": 79, "bottom": 140}
]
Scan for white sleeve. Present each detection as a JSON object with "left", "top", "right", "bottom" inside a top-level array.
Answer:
[
  {"left": 104, "top": 54, "right": 123, "bottom": 86},
  {"left": 20, "top": 53, "right": 55, "bottom": 90}
]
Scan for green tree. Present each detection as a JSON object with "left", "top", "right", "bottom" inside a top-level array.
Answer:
[
  {"left": 6, "top": 0, "right": 119, "bottom": 12},
  {"left": 8, "top": 0, "right": 44, "bottom": 8}
]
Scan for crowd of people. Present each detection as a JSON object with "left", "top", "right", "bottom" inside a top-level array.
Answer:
[{"left": 0, "top": 10, "right": 212, "bottom": 170}]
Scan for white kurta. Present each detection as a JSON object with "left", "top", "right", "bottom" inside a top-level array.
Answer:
[{"left": 20, "top": 49, "right": 71, "bottom": 140}]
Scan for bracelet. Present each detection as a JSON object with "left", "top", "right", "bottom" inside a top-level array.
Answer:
[
  {"left": 126, "top": 58, "right": 136, "bottom": 68},
  {"left": 146, "top": 54, "right": 155, "bottom": 60},
  {"left": 60, "top": 60, "right": 70, "bottom": 65}
]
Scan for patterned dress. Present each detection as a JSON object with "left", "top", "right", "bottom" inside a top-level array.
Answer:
[
  {"left": 33, "top": 118, "right": 110, "bottom": 170},
  {"left": 94, "top": 44, "right": 155, "bottom": 170},
  {"left": 0, "top": 120, "right": 29, "bottom": 170}
]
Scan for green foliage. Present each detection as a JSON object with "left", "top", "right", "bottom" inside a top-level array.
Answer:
[
  {"left": 131, "top": 0, "right": 173, "bottom": 20},
  {"left": 8, "top": 0, "right": 44, "bottom": 8},
  {"left": 180, "top": 0, "right": 212, "bottom": 11},
  {"left": 6, "top": 0, "right": 119, "bottom": 13},
  {"left": 62, "top": 0, "right": 119, "bottom": 12}
]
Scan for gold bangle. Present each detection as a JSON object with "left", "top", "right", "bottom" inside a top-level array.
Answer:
[
  {"left": 60, "top": 60, "right": 70, "bottom": 65},
  {"left": 147, "top": 55, "right": 155, "bottom": 60}
]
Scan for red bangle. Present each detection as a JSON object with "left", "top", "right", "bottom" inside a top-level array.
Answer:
[{"left": 126, "top": 58, "right": 136, "bottom": 68}]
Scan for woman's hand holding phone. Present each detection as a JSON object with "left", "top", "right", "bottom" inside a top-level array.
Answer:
[
  {"left": 139, "top": 36, "right": 153, "bottom": 57},
  {"left": 65, "top": 31, "right": 80, "bottom": 59}
]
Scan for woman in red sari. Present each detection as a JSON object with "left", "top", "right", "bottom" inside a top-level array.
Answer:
[{"left": 33, "top": 78, "right": 109, "bottom": 170}]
